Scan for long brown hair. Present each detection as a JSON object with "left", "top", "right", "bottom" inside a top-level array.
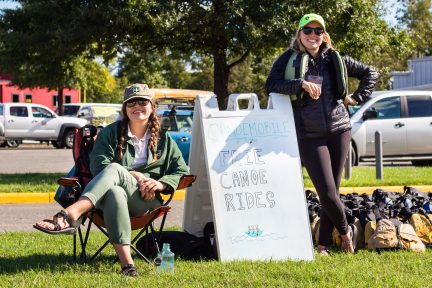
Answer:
[{"left": 117, "top": 101, "right": 160, "bottom": 162}]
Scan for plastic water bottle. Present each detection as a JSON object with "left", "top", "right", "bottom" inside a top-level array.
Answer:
[
  {"left": 155, "top": 250, "right": 163, "bottom": 273},
  {"left": 160, "top": 243, "right": 174, "bottom": 273}
]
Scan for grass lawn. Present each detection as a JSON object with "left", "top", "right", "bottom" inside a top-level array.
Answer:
[
  {"left": 1, "top": 166, "right": 432, "bottom": 193},
  {"left": 1, "top": 231, "right": 431, "bottom": 287}
]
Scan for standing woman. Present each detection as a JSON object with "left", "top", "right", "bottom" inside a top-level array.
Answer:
[
  {"left": 34, "top": 84, "right": 189, "bottom": 275},
  {"left": 266, "top": 14, "right": 378, "bottom": 255}
]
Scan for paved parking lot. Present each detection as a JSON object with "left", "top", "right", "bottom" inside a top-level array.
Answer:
[{"left": 0, "top": 144, "right": 73, "bottom": 173}]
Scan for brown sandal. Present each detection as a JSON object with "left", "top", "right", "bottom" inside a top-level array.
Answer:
[
  {"left": 317, "top": 246, "right": 330, "bottom": 256},
  {"left": 33, "top": 210, "right": 78, "bottom": 235},
  {"left": 341, "top": 226, "right": 355, "bottom": 253},
  {"left": 121, "top": 264, "right": 138, "bottom": 277}
]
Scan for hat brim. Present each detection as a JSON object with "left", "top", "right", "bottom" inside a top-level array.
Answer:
[
  {"left": 122, "top": 95, "right": 153, "bottom": 104},
  {"left": 299, "top": 20, "right": 325, "bottom": 31}
]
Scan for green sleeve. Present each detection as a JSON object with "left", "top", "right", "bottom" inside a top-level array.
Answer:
[
  {"left": 158, "top": 133, "right": 190, "bottom": 191},
  {"left": 89, "top": 123, "right": 117, "bottom": 176}
]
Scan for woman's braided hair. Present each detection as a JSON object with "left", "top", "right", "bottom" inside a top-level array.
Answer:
[{"left": 117, "top": 101, "right": 160, "bottom": 162}]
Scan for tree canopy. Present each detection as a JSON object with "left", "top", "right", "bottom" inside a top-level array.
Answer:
[
  {"left": 0, "top": 0, "right": 426, "bottom": 109},
  {"left": 397, "top": 0, "right": 432, "bottom": 57}
]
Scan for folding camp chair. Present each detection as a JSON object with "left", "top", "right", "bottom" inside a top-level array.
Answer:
[{"left": 56, "top": 124, "right": 196, "bottom": 263}]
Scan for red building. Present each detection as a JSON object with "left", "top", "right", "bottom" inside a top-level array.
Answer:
[{"left": 0, "top": 73, "right": 80, "bottom": 111}]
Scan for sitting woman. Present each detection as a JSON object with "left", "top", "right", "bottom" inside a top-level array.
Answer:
[{"left": 34, "top": 83, "right": 189, "bottom": 277}]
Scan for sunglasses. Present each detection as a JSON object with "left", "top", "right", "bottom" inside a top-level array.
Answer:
[
  {"left": 302, "top": 27, "right": 324, "bottom": 36},
  {"left": 125, "top": 99, "right": 151, "bottom": 108}
]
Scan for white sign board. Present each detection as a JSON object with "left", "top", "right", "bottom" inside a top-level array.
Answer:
[{"left": 183, "top": 93, "right": 314, "bottom": 261}]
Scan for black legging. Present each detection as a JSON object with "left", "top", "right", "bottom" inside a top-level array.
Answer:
[{"left": 299, "top": 130, "right": 351, "bottom": 247}]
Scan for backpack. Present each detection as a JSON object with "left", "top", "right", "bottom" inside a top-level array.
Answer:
[
  {"left": 409, "top": 213, "right": 432, "bottom": 246},
  {"left": 364, "top": 220, "right": 377, "bottom": 247},
  {"left": 332, "top": 218, "right": 364, "bottom": 251},
  {"left": 284, "top": 49, "right": 348, "bottom": 101},
  {"left": 54, "top": 124, "right": 100, "bottom": 208},
  {"left": 136, "top": 222, "right": 217, "bottom": 261},
  {"left": 367, "top": 219, "right": 426, "bottom": 252}
]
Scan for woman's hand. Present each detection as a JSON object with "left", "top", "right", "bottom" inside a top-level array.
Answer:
[
  {"left": 302, "top": 81, "right": 321, "bottom": 100},
  {"left": 343, "top": 95, "right": 358, "bottom": 106},
  {"left": 129, "top": 171, "right": 166, "bottom": 201},
  {"left": 138, "top": 177, "right": 167, "bottom": 201}
]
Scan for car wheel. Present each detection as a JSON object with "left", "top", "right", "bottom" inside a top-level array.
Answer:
[
  {"left": 52, "top": 140, "right": 64, "bottom": 149},
  {"left": 348, "top": 143, "right": 358, "bottom": 167},
  {"left": 6, "top": 140, "right": 20, "bottom": 148},
  {"left": 412, "top": 160, "right": 432, "bottom": 166},
  {"left": 63, "top": 130, "right": 75, "bottom": 149}
]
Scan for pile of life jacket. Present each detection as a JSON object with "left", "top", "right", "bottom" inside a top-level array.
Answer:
[{"left": 306, "top": 186, "right": 432, "bottom": 252}]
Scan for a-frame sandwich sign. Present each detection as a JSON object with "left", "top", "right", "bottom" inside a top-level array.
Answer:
[{"left": 183, "top": 93, "right": 314, "bottom": 261}]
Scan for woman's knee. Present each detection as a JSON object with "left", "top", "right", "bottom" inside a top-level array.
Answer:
[
  {"left": 104, "top": 163, "right": 128, "bottom": 174},
  {"left": 105, "top": 186, "right": 127, "bottom": 202},
  {"left": 100, "top": 163, "right": 134, "bottom": 185},
  {"left": 96, "top": 186, "right": 128, "bottom": 212}
]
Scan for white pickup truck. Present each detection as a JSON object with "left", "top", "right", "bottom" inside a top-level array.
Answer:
[{"left": 0, "top": 103, "right": 88, "bottom": 148}]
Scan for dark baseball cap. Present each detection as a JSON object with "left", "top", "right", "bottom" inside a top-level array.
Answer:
[{"left": 123, "top": 83, "right": 154, "bottom": 103}]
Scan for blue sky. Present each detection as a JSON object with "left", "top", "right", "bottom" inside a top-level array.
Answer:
[{"left": 0, "top": 1, "right": 19, "bottom": 10}]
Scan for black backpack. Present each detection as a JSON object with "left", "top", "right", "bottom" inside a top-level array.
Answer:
[{"left": 136, "top": 222, "right": 217, "bottom": 261}]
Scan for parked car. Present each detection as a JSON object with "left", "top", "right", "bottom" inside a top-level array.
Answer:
[
  {"left": 349, "top": 90, "right": 432, "bottom": 166},
  {"left": 0, "top": 103, "right": 88, "bottom": 148},
  {"left": 60, "top": 103, "right": 122, "bottom": 127},
  {"left": 158, "top": 107, "right": 194, "bottom": 164}
]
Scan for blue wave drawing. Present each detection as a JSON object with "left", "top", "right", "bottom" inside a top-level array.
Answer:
[{"left": 231, "top": 233, "right": 288, "bottom": 244}]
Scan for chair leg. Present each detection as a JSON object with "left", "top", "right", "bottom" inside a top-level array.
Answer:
[
  {"left": 89, "top": 239, "right": 110, "bottom": 262},
  {"left": 130, "top": 244, "right": 152, "bottom": 264},
  {"left": 157, "top": 212, "right": 169, "bottom": 243},
  {"left": 73, "top": 233, "right": 77, "bottom": 262},
  {"left": 131, "top": 226, "right": 148, "bottom": 245},
  {"left": 80, "top": 218, "right": 94, "bottom": 262},
  {"left": 86, "top": 221, "right": 110, "bottom": 262},
  {"left": 78, "top": 226, "right": 86, "bottom": 262}
]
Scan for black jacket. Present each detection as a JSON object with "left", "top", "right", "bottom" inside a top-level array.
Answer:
[{"left": 265, "top": 45, "right": 378, "bottom": 139}]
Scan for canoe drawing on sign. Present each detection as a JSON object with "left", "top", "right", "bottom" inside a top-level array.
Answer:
[{"left": 245, "top": 225, "right": 263, "bottom": 237}]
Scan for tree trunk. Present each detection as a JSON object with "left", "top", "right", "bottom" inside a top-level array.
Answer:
[
  {"left": 57, "top": 87, "right": 64, "bottom": 116},
  {"left": 211, "top": 0, "right": 230, "bottom": 110},
  {"left": 213, "top": 51, "right": 230, "bottom": 110}
]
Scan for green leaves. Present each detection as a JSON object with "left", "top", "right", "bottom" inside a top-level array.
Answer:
[{"left": 0, "top": 0, "right": 425, "bottom": 105}]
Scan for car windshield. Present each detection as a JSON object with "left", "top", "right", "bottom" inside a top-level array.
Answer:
[
  {"left": 175, "top": 114, "right": 193, "bottom": 130},
  {"left": 158, "top": 109, "right": 193, "bottom": 132},
  {"left": 63, "top": 105, "right": 80, "bottom": 116},
  {"left": 92, "top": 106, "right": 121, "bottom": 117}
]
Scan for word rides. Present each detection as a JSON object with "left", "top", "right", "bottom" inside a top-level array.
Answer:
[{"left": 224, "top": 191, "right": 275, "bottom": 212}]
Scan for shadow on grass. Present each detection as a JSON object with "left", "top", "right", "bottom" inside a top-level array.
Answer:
[{"left": 0, "top": 253, "right": 117, "bottom": 274}]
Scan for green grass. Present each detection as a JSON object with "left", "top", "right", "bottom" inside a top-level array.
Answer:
[
  {"left": 0, "top": 173, "right": 64, "bottom": 193},
  {"left": 1, "top": 167, "right": 432, "bottom": 193},
  {"left": 0, "top": 231, "right": 431, "bottom": 287},
  {"left": 335, "top": 166, "right": 432, "bottom": 187}
]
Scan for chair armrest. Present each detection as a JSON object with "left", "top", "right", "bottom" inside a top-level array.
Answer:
[
  {"left": 57, "top": 177, "right": 81, "bottom": 189},
  {"left": 176, "top": 175, "right": 197, "bottom": 190}
]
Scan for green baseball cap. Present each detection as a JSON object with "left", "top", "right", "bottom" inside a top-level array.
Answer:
[
  {"left": 298, "top": 13, "right": 326, "bottom": 31},
  {"left": 123, "top": 83, "right": 154, "bottom": 103}
]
